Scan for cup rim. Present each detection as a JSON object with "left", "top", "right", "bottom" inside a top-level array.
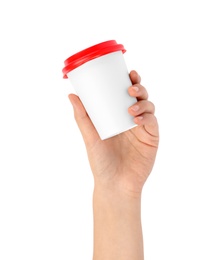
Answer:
[{"left": 62, "top": 40, "right": 126, "bottom": 79}]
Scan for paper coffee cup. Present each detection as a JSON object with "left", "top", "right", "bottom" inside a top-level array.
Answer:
[{"left": 62, "top": 40, "right": 137, "bottom": 140}]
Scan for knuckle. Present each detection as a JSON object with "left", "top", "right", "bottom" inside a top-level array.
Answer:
[{"left": 150, "top": 102, "right": 155, "bottom": 113}]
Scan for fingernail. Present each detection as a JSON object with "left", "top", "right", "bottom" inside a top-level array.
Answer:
[
  {"left": 131, "top": 105, "right": 139, "bottom": 111},
  {"left": 137, "top": 116, "right": 143, "bottom": 120},
  {"left": 133, "top": 86, "right": 139, "bottom": 92}
]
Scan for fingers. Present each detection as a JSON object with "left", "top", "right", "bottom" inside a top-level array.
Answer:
[
  {"left": 128, "top": 100, "right": 155, "bottom": 116},
  {"left": 128, "top": 79, "right": 159, "bottom": 136},
  {"left": 134, "top": 113, "right": 157, "bottom": 129},
  {"left": 133, "top": 113, "right": 159, "bottom": 146},
  {"left": 128, "top": 84, "right": 148, "bottom": 101},
  {"left": 129, "top": 70, "right": 141, "bottom": 85},
  {"left": 129, "top": 100, "right": 156, "bottom": 127}
]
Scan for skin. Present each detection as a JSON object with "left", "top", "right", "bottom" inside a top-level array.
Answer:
[{"left": 68, "top": 70, "right": 159, "bottom": 260}]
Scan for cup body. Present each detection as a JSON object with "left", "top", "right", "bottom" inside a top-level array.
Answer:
[{"left": 62, "top": 41, "right": 137, "bottom": 140}]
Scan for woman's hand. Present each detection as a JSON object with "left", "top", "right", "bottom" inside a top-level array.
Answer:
[{"left": 68, "top": 70, "right": 159, "bottom": 197}]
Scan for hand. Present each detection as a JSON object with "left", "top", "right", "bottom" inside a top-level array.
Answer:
[{"left": 68, "top": 70, "right": 159, "bottom": 197}]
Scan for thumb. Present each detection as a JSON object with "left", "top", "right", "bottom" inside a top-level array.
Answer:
[{"left": 68, "top": 94, "right": 100, "bottom": 146}]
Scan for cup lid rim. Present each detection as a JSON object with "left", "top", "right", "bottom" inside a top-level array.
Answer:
[{"left": 62, "top": 40, "right": 126, "bottom": 78}]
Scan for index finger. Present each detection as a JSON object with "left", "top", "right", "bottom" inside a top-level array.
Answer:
[{"left": 129, "top": 70, "right": 141, "bottom": 85}]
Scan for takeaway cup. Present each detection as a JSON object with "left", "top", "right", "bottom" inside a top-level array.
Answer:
[{"left": 62, "top": 40, "right": 137, "bottom": 140}]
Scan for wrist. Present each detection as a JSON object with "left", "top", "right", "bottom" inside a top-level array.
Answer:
[
  {"left": 93, "top": 178, "right": 143, "bottom": 200},
  {"left": 93, "top": 184, "right": 142, "bottom": 224},
  {"left": 93, "top": 184, "right": 142, "bottom": 206}
]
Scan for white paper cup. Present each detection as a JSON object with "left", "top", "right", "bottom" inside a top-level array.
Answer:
[{"left": 62, "top": 40, "right": 137, "bottom": 140}]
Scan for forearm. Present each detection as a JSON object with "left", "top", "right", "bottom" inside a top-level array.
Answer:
[{"left": 92, "top": 185, "right": 144, "bottom": 260}]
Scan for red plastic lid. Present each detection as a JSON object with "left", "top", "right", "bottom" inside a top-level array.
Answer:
[{"left": 62, "top": 40, "right": 126, "bottom": 78}]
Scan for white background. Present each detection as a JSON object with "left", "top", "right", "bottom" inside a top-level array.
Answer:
[{"left": 0, "top": 0, "right": 224, "bottom": 259}]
